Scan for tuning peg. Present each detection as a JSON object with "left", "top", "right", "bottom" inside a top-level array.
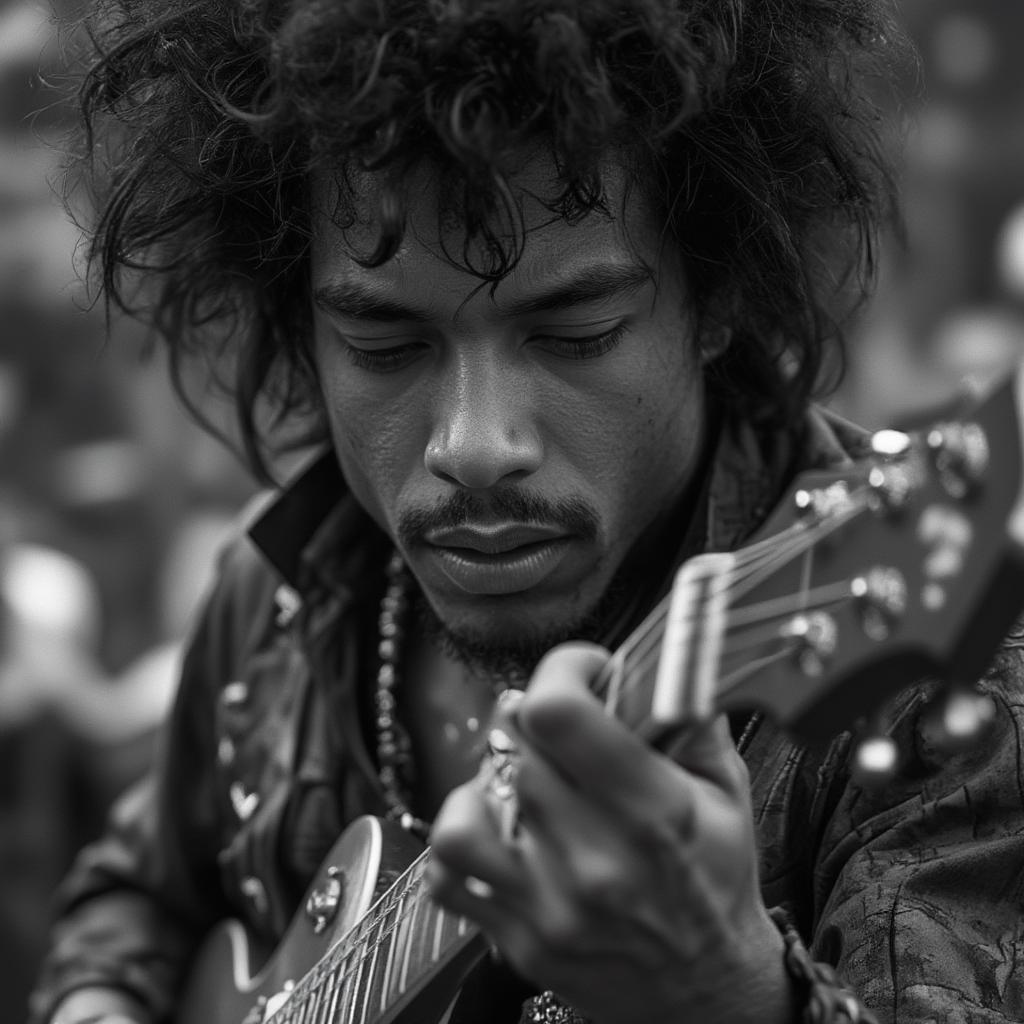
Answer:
[
  {"left": 918, "top": 684, "right": 996, "bottom": 758},
  {"left": 852, "top": 732, "right": 899, "bottom": 786}
]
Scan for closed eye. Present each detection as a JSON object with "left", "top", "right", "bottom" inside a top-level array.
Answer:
[
  {"left": 342, "top": 339, "right": 429, "bottom": 373},
  {"left": 536, "top": 323, "right": 629, "bottom": 360}
]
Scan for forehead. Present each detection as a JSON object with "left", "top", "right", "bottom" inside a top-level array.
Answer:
[{"left": 308, "top": 154, "right": 665, "bottom": 302}]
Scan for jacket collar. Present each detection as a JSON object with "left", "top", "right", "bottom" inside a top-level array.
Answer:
[{"left": 247, "top": 450, "right": 349, "bottom": 589}]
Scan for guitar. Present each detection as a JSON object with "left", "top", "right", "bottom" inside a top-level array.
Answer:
[{"left": 177, "top": 364, "right": 1024, "bottom": 1024}]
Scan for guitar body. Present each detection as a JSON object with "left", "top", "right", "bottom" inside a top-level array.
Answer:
[{"left": 176, "top": 816, "right": 481, "bottom": 1024}]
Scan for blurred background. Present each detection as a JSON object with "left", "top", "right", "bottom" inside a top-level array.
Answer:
[{"left": 0, "top": 0, "right": 1022, "bottom": 1019}]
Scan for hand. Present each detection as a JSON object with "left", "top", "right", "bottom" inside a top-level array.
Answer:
[
  {"left": 425, "top": 643, "right": 795, "bottom": 1024},
  {"left": 49, "top": 986, "right": 150, "bottom": 1024}
]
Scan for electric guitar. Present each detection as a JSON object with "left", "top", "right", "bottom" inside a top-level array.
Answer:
[{"left": 176, "top": 364, "right": 1024, "bottom": 1024}]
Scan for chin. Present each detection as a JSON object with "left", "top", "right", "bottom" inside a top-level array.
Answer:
[{"left": 415, "top": 595, "right": 598, "bottom": 685}]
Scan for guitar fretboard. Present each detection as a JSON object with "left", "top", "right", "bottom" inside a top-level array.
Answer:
[{"left": 268, "top": 849, "right": 478, "bottom": 1024}]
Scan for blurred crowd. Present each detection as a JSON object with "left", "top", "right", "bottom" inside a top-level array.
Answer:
[
  {"left": 0, "top": 0, "right": 1022, "bottom": 1019},
  {"left": 0, "top": 0, "right": 256, "bottom": 1013}
]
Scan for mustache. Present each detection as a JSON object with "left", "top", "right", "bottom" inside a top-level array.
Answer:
[{"left": 397, "top": 489, "right": 600, "bottom": 545}]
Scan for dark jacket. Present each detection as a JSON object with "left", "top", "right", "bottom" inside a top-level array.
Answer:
[{"left": 31, "top": 410, "right": 1024, "bottom": 1023}]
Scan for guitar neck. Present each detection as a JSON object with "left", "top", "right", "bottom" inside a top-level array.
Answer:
[{"left": 269, "top": 847, "right": 485, "bottom": 1024}]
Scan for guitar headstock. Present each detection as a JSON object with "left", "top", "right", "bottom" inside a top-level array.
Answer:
[{"left": 654, "top": 363, "right": 1024, "bottom": 752}]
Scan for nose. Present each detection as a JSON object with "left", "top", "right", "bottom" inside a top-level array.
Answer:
[{"left": 424, "top": 352, "right": 543, "bottom": 490}]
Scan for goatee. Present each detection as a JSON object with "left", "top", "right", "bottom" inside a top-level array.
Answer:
[{"left": 411, "top": 570, "right": 632, "bottom": 688}]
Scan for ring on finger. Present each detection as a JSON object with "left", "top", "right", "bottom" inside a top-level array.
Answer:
[{"left": 485, "top": 725, "right": 521, "bottom": 842}]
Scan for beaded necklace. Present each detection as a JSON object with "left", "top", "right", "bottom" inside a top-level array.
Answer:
[
  {"left": 375, "top": 550, "right": 512, "bottom": 835},
  {"left": 375, "top": 551, "right": 588, "bottom": 1024},
  {"left": 375, "top": 551, "right": 431, "bottom": 836}
]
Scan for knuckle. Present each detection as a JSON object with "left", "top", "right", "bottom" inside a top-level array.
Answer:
[{"left": 565, "top": 851, "right": 634, "bottom": 910}]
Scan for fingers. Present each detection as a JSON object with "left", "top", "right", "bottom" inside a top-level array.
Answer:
[
  {"left": 517, "top": 642, "right": 745, "bottom": 810},
  {"left": 426, "top": 777, "right": 523, "bottom": 903}
]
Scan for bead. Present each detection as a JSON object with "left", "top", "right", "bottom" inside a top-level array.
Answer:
[
  {"left": 240, "top": 876, "right": 268, "bottom": 917},
  {"left": 378, "top": 638, "right": 397, "bottom": 661},
  {"left": 221, "top": 680, "right": 250, "bottom": 708},
  {"left": 273, "top": 584, "right": 302, "bottom": 627}
]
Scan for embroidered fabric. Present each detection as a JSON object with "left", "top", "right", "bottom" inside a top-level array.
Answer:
[{"left": 514, "top": 909, "right": 878, "bottom": 1024}]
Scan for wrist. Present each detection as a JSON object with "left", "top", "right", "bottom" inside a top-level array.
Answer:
[{"left": 769, "top": 907, "right": 878, "bottom": 1024}]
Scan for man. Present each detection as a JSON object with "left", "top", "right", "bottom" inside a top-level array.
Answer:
[{"left": 33, "top": 1, "right": 1024, "bottom": 1022}]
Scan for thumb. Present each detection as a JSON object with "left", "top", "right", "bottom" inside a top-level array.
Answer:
[{"left": 661, "top": 712, "right": 747, "bottom": 797}]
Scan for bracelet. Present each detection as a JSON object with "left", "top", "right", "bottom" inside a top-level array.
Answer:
[
  {"left": 769, "top": 908, "right": 878, "bottom": 1024},
  {"left": 522, "top": 990, "right": 586, "bottom": 1024}
]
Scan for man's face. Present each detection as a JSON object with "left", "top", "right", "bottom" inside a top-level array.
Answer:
[{"left": 310, "top": 156, "right": 709, "bottom": 671}]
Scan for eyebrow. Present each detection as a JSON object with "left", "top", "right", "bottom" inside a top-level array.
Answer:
[{"left": 312, "top": 262, "right": 655, "bottom": 324}]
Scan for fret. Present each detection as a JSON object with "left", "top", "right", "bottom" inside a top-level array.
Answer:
[
  {"left": 307, "top": 967, "right": 327, "bottom": 1024},
  {"left": 389, "top": 885, "right": 414, "bottom": 1004},
  {"left": 306, "top": 976, "right": 322, "bottom": 1024},
  {"left": 325, "top": 961, "right": 343, "bottom": 1024},
  {"left": 431, "top": 905, "right": 446, "bottom": 962},
  {"left": 287, "top": 989, "right": 303, "bottom": 1024},
  {"left": 397, "top": 885, "right": 423, "bottom": 994},
  {"left": 290, "top": 981, "right": 309, "bottom": 1024},
  {"left": 338, "top": 949, "right": 360, "bottom": 1024},
  {"left": 352, "top": 943, "right": 372, "bottom": 1024},
  {"left": 378, "top": 890, "right": 401, "bottom": 1014},
  {"left": 359, "top": 906, "right": 384, "bottom": 1024},
  {"left": 309, "top": 963, "right": 333, "bottom": 1024},
  {"left": 281, "top": 991, "right": 297, "bottom": 1024}
]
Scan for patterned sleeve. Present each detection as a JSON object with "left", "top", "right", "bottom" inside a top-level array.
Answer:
[{"left": 807, "top": 648, "right": 1024, "bottom": 1022}]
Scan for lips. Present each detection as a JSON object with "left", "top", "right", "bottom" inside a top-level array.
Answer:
[
  {"left": 423, "top": 523, "right": 572, "bottom": 595},
  {"left": 425, "top": 523, "right": 567, "bottom": 554}
]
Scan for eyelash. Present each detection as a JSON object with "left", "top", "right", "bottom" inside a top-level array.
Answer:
[
  {"left": 542, "top": 323, "right": 628, "bottom": 360},
  {"left": 342, "top": 323, "right": 628, "bottom": 372}
]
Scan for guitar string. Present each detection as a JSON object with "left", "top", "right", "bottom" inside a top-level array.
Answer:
[
  {"left": 580, "top": 528, "right": 835, "bottom": 708},
  {"left": 586, "top": 491, "right": 871, "bottom": 703},
  {"left": 266, "top": 854, "right": 454, "bottom": 1024},
  {"left": 586, "top": 576, "right": 857, "bottom": 723},
  {"left": 266, "top": 488, "right": 874, "bottom": 1018},
  {"left": 598, "top": 488, "right": 871, "bottom": 680}
]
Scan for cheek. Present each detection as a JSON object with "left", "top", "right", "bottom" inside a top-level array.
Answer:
[
  {"left": 316, "top": 359, "right": 419, "bottom": 519},
  {"left": 572, "top": 348, "right": 700, "bottom": 479}
]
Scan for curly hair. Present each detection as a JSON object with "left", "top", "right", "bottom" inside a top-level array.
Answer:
[{"left": 68, "top": 0, "right": 909, "bottom": 481}]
